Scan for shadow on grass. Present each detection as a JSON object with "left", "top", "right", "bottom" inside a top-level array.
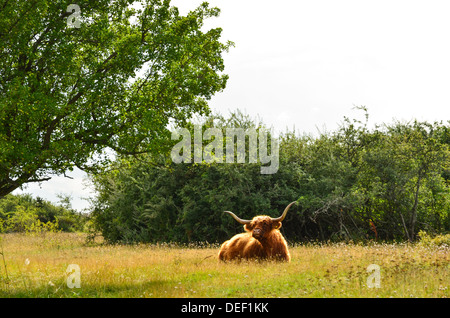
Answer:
[{"left": 0, "top": 279, "right": 176, "bottom": 298}]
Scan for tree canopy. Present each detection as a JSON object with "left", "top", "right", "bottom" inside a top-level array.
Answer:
[{"left": 0, "top": 0, "right": 232, "bottom": 197}]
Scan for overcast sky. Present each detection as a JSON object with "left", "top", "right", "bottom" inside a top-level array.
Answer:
[{"left": 13, "top": 0, "right": 450, "bottom": 211}]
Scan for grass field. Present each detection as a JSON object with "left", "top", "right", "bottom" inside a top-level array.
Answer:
[{"left": 0, "top": 233, "right": 448, "bottom": 298}]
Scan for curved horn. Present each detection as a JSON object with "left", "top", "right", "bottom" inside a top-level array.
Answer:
[
  {"left": 224, "top": 211, "right": 252, "bottom": 225},
  {"left": 271, "top": 201, "right": 297, "bottom": 222}
]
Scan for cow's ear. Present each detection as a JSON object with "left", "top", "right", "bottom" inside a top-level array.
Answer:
[
  {"left": 244, "top": 223, "right": 254, "bottom": 231},
  {"left": 272, "top": 221, "right": 282, "bottom": 229}
]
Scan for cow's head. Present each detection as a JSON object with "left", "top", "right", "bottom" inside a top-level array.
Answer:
[{"left": 224, "top": 201, "right": 297, "bottom": 241}]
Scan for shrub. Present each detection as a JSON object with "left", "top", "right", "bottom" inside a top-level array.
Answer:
[
  {"left": 0, "top": 206, "right": 60, "bottom": 234},
  {"left": 418, "top": 230, "right": 450, "bottom": 248}
]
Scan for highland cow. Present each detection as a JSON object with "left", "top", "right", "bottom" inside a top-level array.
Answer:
[{"left": 218, "top": 201, "right": 296, "bottom": 262}]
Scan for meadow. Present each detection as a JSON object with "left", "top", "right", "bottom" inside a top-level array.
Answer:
[{"left": 0, "top": 233, "right": 448, "bottom": 298}]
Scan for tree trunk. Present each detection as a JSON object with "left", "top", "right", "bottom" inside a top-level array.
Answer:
[
  {"left": 409, "top": 172, "right": 423, "bottom": 242},
  {"left": 399, "top": 211, "right": 411, "bottom": 242},
  {"left": 0, "top": 181, "right": 20, "bottom": 199}
]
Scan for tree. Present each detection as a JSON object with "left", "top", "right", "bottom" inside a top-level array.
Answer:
[
  {"left": 357, "top": 120, "right": 450, "bottom": 241},
  {"left": 280, "top": 109, "right": 450, "bottom": 242},
  {"left": 89, "top": 111, "right": 300, "bottom": 243},
  {"left": 0, "top": 0, "right": 232, "bottom": 197}
]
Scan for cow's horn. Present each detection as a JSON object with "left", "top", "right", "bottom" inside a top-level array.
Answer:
[
  {"left": 224, "top": 211, "right": 252, "bottom": 224},
  {"left": 271, "top": 201, "right": 297, "bottom": 222}
]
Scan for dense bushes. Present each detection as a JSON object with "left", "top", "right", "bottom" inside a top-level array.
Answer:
[
  {"left": 89, "top": 112, "right": 298, "bottom": 243},
  {"left": 0, "top": 194, "right": 88, "bottom": 233},
  {"left": 89, "top": 109, "right": 450, "bottom": 244},
  {"left": 90, "top": 159, "right": 301, "bottom": 243},
  {"left": 287, "top": 113, "right": 450, "bottom": 242}
]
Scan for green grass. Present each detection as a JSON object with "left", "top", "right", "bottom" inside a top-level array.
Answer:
[{"left": 0, "top": 233, "right": 448, "bottom": 298}]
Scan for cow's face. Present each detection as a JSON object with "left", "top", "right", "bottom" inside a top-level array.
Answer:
[{"left": 244, "top": 216, "right": 281, "bottom": 241}]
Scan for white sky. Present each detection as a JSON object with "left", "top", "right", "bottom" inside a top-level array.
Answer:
[{"left": 13, "top": 0, "right": 450, "bottom": 211}]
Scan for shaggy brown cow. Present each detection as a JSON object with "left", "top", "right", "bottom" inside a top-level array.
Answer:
[{"left": 218, "top": 201, "right": 296, "bottom": 262}]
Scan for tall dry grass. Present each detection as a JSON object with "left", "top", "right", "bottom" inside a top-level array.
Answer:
[{"left": 0, "top": 233, "right": 448, "bottom": 297}]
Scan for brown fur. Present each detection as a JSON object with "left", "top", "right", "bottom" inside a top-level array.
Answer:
[{"left": 218, "top": 216, "right": 290, "bottom": 262}]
